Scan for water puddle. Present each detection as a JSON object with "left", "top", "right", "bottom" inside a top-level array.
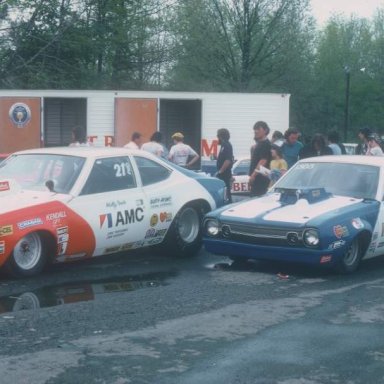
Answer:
[{"left": 0, "top": 270, "right": 177, "bottom": 314}]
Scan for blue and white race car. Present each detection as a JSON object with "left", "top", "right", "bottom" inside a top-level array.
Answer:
[
  {"left": 203, "top": 155, "right": 384, "bottom": 273},
  {"left": 0, "top": 147, "right": 228, "bottom": 277}
]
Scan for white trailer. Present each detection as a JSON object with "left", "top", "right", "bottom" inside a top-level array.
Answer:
[{"left": 0, "top": 90, "right": 290, "bottom": 159}]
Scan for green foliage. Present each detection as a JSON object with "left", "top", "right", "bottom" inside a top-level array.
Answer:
[{"left": 0, "top": 0, "right": 383, "bottom": 139}]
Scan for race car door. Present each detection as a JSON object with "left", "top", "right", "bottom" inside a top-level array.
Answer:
[{"left": 68, "top": 155, "right": 148, "bottom": 256}]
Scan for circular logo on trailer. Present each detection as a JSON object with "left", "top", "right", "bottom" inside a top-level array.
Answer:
[{"left": 9, "top": 103, "right": 31, "bottom": 128}]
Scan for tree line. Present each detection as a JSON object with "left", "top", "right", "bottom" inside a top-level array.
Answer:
[{"left": 1, "top": 0, "right": 384, "bottom": 142}]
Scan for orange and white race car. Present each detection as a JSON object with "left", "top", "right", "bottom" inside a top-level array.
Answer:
[{"left": 0, "top": 147, "right": 228, "bottom": 277}]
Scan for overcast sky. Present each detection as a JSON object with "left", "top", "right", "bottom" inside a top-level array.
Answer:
[{"left": 311, "top": 0, "right": 384, "bottom": 25}]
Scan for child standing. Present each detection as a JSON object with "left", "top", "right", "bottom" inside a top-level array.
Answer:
[{"left": 270, "top": 144, "right": 288, "bottom": 185}]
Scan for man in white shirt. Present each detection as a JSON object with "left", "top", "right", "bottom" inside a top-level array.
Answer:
[
  {"left": 124, "top": 132, "right": 142, "bottom": 149},
  {"left": 168, "top": 132, "right": 199, "bottom": 168}
]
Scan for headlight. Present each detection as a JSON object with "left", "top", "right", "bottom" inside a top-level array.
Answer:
[
  {"left": 205, "top": 219, "right": 220, "bottom": 237},
  {"left": 303, "top": 229, "right": 320, "bottom": 247}
]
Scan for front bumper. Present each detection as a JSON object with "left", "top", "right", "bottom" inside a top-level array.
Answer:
[{"left": 203, "top": 237, "right": 344, "bottom": 266}]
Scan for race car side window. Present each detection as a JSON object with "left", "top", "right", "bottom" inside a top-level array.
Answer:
[
  {"left": 134, "top": 156, "right": 171, "bottom": 186},
  {"left": 80, "top": 156, "right": 136, "bottom": 195}
]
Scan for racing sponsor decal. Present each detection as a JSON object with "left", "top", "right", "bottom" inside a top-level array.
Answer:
[
  {"left": 99, "top": 207, "right": 144, "bottom": 228},
  {"left": 160, "top": 212, "right": 172, "bottom": 222},
  {"left": 328, "top": 240, "right": 346, "bottom": 250},
  {"left": 351, "top": 218, "right": 364, "bottom": 230},
  {"left": 373, "top": 232, "right": 379, "bottom": 241},
  {"left": 150, "top": 214, "right": 159, "bottom": 227},
  {"left": 369, "top": 242, "right": 377, "bottom": 252},
  {"left": 333, "top": 225, "right": 349, "bottom": 239},
  {"left": 0, "top": 241, "right": 4, "bottom": 254},
  {"left": 150, "top": 196, "right": 172, "bottom": 208},
  {"left": 105, "top": 246, "right": 121, "bottom": 254},
  {"left": 106, "top": 200, "right": 127, "bottom": 209},
  {"left": 46, "top": 211, "right": 67, "bottom": 226},
  {"left": 232, "top": 182, "right": 249, "bottom": 193},
  {"left": 145, "top": 228, "right": 156, "bottom": 239},
  {"left": 121, "top": 243, "right": 134, "bottom": 251},
  {"left": 0, "top": 225, "right": 13, "bottom": 237},
  {"left": 107, "top": 228, "right": 128, "bottom": 240},
  {"left": 57, "top": 226, "right": 69, "bottom": 256},
  {"left": 0, "top": 181, "right": 10, "bottom": 192},
  {"left": 146, "top": 238, "right": 163, "bottom": 246},
  {"left": 378, "top": 242, "right": 384, "bottom": 248},
  {"left": 145, "top": 228, "right": 167, "bottom": 239},
  {"left": 136, "top": 199, "right": 144, "bottom": 206},
  {"left": 320, "top": 255, "right": 332, "bottom": 263},
  {"left": 17, "top": 218, "right": 43, "bottom": 230}
]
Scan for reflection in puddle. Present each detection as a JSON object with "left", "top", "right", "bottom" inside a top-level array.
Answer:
[{"left": 0, "top": 271, "right": 176, "bottom": 314}]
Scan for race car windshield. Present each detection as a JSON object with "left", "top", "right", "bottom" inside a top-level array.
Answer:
[
  {"left": 0, "top": 154, "right": 86, "bottom": 193},
  {"left": 273, "top": 162, "right": 379, "bottom": 200}
]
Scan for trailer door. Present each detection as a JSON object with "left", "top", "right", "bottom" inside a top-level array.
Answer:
[
  {"left": 114, "top": 98, "right": 158, "bottom": 147},
  {"left": 0, "top": 97, "right": 41, "bottom": 153}
]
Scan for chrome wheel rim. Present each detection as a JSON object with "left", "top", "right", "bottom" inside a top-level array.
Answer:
[
  {"left": 178, "top": 207, "right": 200, "bottom": 244},
  {"left": 13, "top": 233, "right": 42, "bottom": 270}
]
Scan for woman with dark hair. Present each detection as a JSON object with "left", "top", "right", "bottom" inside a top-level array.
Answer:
[
  {"left": 141, "top": 131, "right": 165, "bottom": 157},
  {"left": 299, "top": 133, "right": 333, "bottom": 159},
  {"left": 356, "top": 127, "right": 372, "bottom": 155},
  {"left": 69, "top": 126, "right": 88, "bottom": 146}
]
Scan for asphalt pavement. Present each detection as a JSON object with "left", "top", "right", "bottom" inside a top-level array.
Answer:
[{"left": 1, "top": 248, "right": 384, "bottom": 384}]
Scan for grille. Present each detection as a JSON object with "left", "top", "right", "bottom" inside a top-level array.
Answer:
[{"left": 220, "top": 222, "right": 304, "bottom": 247}]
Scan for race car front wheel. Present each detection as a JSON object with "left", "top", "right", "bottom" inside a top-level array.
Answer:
[
  {"left": 5, "top": 232, "right": 48, "bottom": 277},
  {"left": 337, "top": 237, "right": 362, "bottom": 274}
]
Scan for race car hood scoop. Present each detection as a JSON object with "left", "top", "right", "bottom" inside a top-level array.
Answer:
[
  {"left": 221, "top": 190, "right": 362, "bottom": 224},
  {"left": 275, "top": 187, "right": 332, "bottom": 205}
]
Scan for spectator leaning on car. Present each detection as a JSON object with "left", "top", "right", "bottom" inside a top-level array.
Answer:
[
  {"left": 124, "top": 131, "right": 142, "bottom": 149},
  {"left": 168, "top": 132, "right": 200, "bottom": 168},
  {"left": 281, "top": 128, "right": 303, "bottom": 168},
  {"left": 215, "top": 128, "right": 234, "bottom": 203},
  {"left": 249, "top": 121, "right": 272, "bottom": 197}
]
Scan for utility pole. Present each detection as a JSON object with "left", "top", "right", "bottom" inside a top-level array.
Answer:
[{"left": 344, "top": 66, "right": 350, "bottom": 142}]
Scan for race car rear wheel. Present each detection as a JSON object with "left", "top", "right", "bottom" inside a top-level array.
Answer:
[
  {"left": 161, "top": 204, "right": 203, "bottom": 257},
  {"left": 337, "top": 236, "right": 362, "bottom": 274},
  {"left": 5, "top": 232, "right": 47, "bottom": 277}
]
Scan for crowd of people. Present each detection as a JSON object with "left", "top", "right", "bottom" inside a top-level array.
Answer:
[{"left": 72, "top": 122, "right": 384, "bottom": 201}]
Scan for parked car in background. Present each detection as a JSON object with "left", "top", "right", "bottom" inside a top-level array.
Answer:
[
  {"left": 0, "top": 147, "right": 227, "bottom": 277},
  {"left": 231, "top": 157, "right": 250, "bottom": 195},
  {"left": 204, "top": 155, "right": 384, "bottom": 273}
]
